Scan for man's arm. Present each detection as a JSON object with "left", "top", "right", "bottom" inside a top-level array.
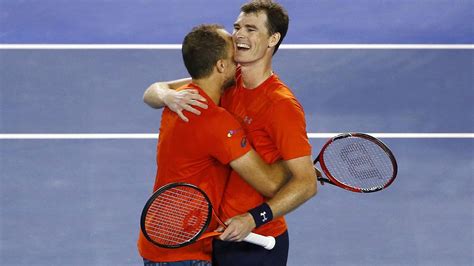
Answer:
[
  {"left": 219, "top": 98, "right": 318, "bottom": 241},
  {"left": 266, "top": 156, "right": 317, "bottom": 218},
  {"left": 229, "top": 149, "right": 290, "bottom": 198},
  {"left": 220, "top": 156, "right": 317, "bottom": 241},
  {"left": 143, "top": 78, "right": 208, "bottom": 122}
]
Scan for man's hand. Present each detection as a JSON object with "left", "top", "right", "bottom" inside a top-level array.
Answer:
[
  {"left": 216, "top": 213, "right": 256, "bottom": 242},
  {"left": 163, "top": 89, "right": 208, "bottom": 122}
]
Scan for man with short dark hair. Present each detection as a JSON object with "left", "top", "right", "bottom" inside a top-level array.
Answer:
[{"left": 138, "top": 23, "right": 290, "bottom": 266}]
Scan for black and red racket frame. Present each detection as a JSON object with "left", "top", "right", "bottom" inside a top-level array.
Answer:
[
  {"left": 313, "top": 132, "right": 398, "bottom": 193},
  {"left": 140, "top": 182, "right": 213, "bottom": 248}
]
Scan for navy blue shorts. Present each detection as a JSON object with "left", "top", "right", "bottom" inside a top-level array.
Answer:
[
  {"left": 212, "top": 230, "right": 289, "bottom": 266},
  {"left": 143, "top": 259, "right": 211, "bottom": 266}
]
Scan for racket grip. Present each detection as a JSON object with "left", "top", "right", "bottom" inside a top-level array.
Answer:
[{"left": 243, "top": 232, "right": 276, "bottom": 250}]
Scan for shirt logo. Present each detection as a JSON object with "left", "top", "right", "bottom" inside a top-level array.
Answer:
[
  {"left": 227, "top": 128, "right": 242, "bottom": 138},
  {"left": 241, "top": 136, "right": 247, "bottom": 147},
  {"left": 244, "top": 116, "right": 253, "bottom": 125}
]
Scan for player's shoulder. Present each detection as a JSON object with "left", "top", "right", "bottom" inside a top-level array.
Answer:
[
  {"left": 202, "top": 105, "right": 240, "bottom": 128},
  {"left": 265, "top": 76, "right": 299, "bottom": 105},
  {"left": 211, "top": 105, "right": 239, "bottom": 122},
  {"left": 179, "top": 106, "right": 239, "bottom": 144}
]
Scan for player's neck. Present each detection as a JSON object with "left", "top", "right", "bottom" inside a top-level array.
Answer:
[
  {"left": 193, "top": 78, "right": 221, "bottom": 105},
  {"left": 239, "top": 57, "right": 273, "bottom": 89}
]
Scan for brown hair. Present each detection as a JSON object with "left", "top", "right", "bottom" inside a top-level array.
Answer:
[
  {"left": 241, "top": 0, "right": 289, "bottom": 54},
  {"left": 182, "top": 24, "right": 229, "bottom": 79}
]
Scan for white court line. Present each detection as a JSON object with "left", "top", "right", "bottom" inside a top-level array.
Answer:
[
  {"left": 1, "top": 44, "right": 471, "bottom": 139},
  {"left": 0, "top": 133, "right": 472, "bottom": 139},
  {"left": 0, "top": 44, "right": 473, "bottom": 50}
]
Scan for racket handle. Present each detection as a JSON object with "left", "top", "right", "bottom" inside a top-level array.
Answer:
[
  {"left": 317, "top": 177, "right": 334, "bottom": 185},
  {"left": 243, "top": 232, "right": 276, "bottom": 250}
]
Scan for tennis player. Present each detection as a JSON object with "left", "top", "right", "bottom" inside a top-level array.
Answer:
[
  {"left": 138, "top": 24, "right": 291, "bottom": 266},
  {"left": 142, "top": 1, "right": 318, "bottom": 265}
]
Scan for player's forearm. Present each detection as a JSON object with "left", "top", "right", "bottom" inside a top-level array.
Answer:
[
  {"left": 266, "top": 157, "right": 317, "bottom": 218},
  {"left": 143, "top": 82, "right": 172, "bottom": 109},
  {"left": 266, "top": 161, "right": 291, "bottom": 194},
  {"left": 261, "top": 167, "right": 289, "bottom": 197},
  {"left": 267, "top": 175, "right": 316, "bottom": 218},
  {"left": 223, "top": 158, "right": 316, "bottom": 242},
  {"left": 230, "top": 150, "right": 290, "bottom": 198},
  {"left": 143, "top": 78, "right": 191, "bottom": 109}
]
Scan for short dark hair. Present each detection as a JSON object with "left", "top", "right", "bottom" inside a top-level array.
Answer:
[
  {"left": 241, "top": 0, "right": 289, "bottom": 55},
  {"left": 182, "top": 24, "right": 229, "bottom": 79}
]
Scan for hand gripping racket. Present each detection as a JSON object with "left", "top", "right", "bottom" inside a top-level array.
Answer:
[
  {"left": 140, "top": 182, "right": 276, "bottom": 250},
  {"left": 314, "top": 133, "right": 398, "bottom": 193}
]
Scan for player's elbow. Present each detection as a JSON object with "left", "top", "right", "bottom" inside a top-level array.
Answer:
[
  {"left": 303, "top": 176, "right": 318, "bottom": 200},
  {"left": 143, "top": 83, "right": 161, "bottom": 109},
  {"left": 143, "top": 87, "right": 153, "bottom": 106},
  {"left": 310, "top": 180, "right": 318, "bottom": 198},
  {"left": 143, "top": 90, "right": 155, "bottom": 108},
  {"left": 307, "top": 179, "right": 318, "bottom": 199}
]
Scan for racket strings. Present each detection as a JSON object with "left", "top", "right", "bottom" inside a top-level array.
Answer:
[
  {"left": 323, "top": 137, "right": 394, "bottom": 190},
  {"left": 145, "top": 189, "right": 208, "bottom": 244},
  {"left": 144, "top": 186, "right": 210, "bottom": 246},
  {"left": 145, "top": 205, "right": 197, "bottom": 237},
  {"left": 146, "top": 199, "right": 202, "bottom": 243}
]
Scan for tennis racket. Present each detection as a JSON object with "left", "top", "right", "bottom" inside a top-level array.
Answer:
[
  {"left": 314, "top": 132, "right": 397, "bottom": 193},
  {"left": 140, "top": 182, "right": 276, "bottom": 250}
]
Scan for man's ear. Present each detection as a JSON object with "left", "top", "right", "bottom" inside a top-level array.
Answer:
[
  {"left": 216, "top": 59, "right": 226, "bottom": 73},
  {"left": 268, "top": 32, "right": 281, "bottom": 48}
]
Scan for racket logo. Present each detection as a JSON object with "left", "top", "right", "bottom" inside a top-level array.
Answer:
[
  {"left": 340, "top": 142, "right": 382, "bottom": 180},
  {"left": 260, "top": 211, "right": 268, "bottom": 222},
  {"left": 183, "top": 209, "right": 204, "bottom": 233}
]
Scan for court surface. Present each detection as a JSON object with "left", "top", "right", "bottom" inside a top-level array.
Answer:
[{"left": 1, "top": 1, "right": 473, "bottom": 265}]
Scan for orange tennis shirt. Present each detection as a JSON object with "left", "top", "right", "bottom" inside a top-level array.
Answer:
[
  {"left": 137, "top": 83, "right": 251, "bottom": 262},
  {"left": 220, "top": 68, "right": 312, "bottom": 237}
]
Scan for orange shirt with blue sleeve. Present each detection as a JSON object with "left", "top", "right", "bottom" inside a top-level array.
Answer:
[{"left": 137, "top": 83, "right": 251, "bottom": 262}]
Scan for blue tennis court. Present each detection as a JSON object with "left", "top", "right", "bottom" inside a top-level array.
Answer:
[{"left": 1, "top": 1, "right": 473, "bottom": 265}]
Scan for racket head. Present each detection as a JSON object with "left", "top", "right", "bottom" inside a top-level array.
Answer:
[
  {"left": 140, "top": 182, "right": 212, "bottom": 248},
  {"left": 317, "top": 133, "right": 398, "bottom": 193}
]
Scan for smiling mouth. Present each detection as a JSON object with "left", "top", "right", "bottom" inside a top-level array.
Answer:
[{"left": 236, "top": 43, "right": 250, "bottom": 51}]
